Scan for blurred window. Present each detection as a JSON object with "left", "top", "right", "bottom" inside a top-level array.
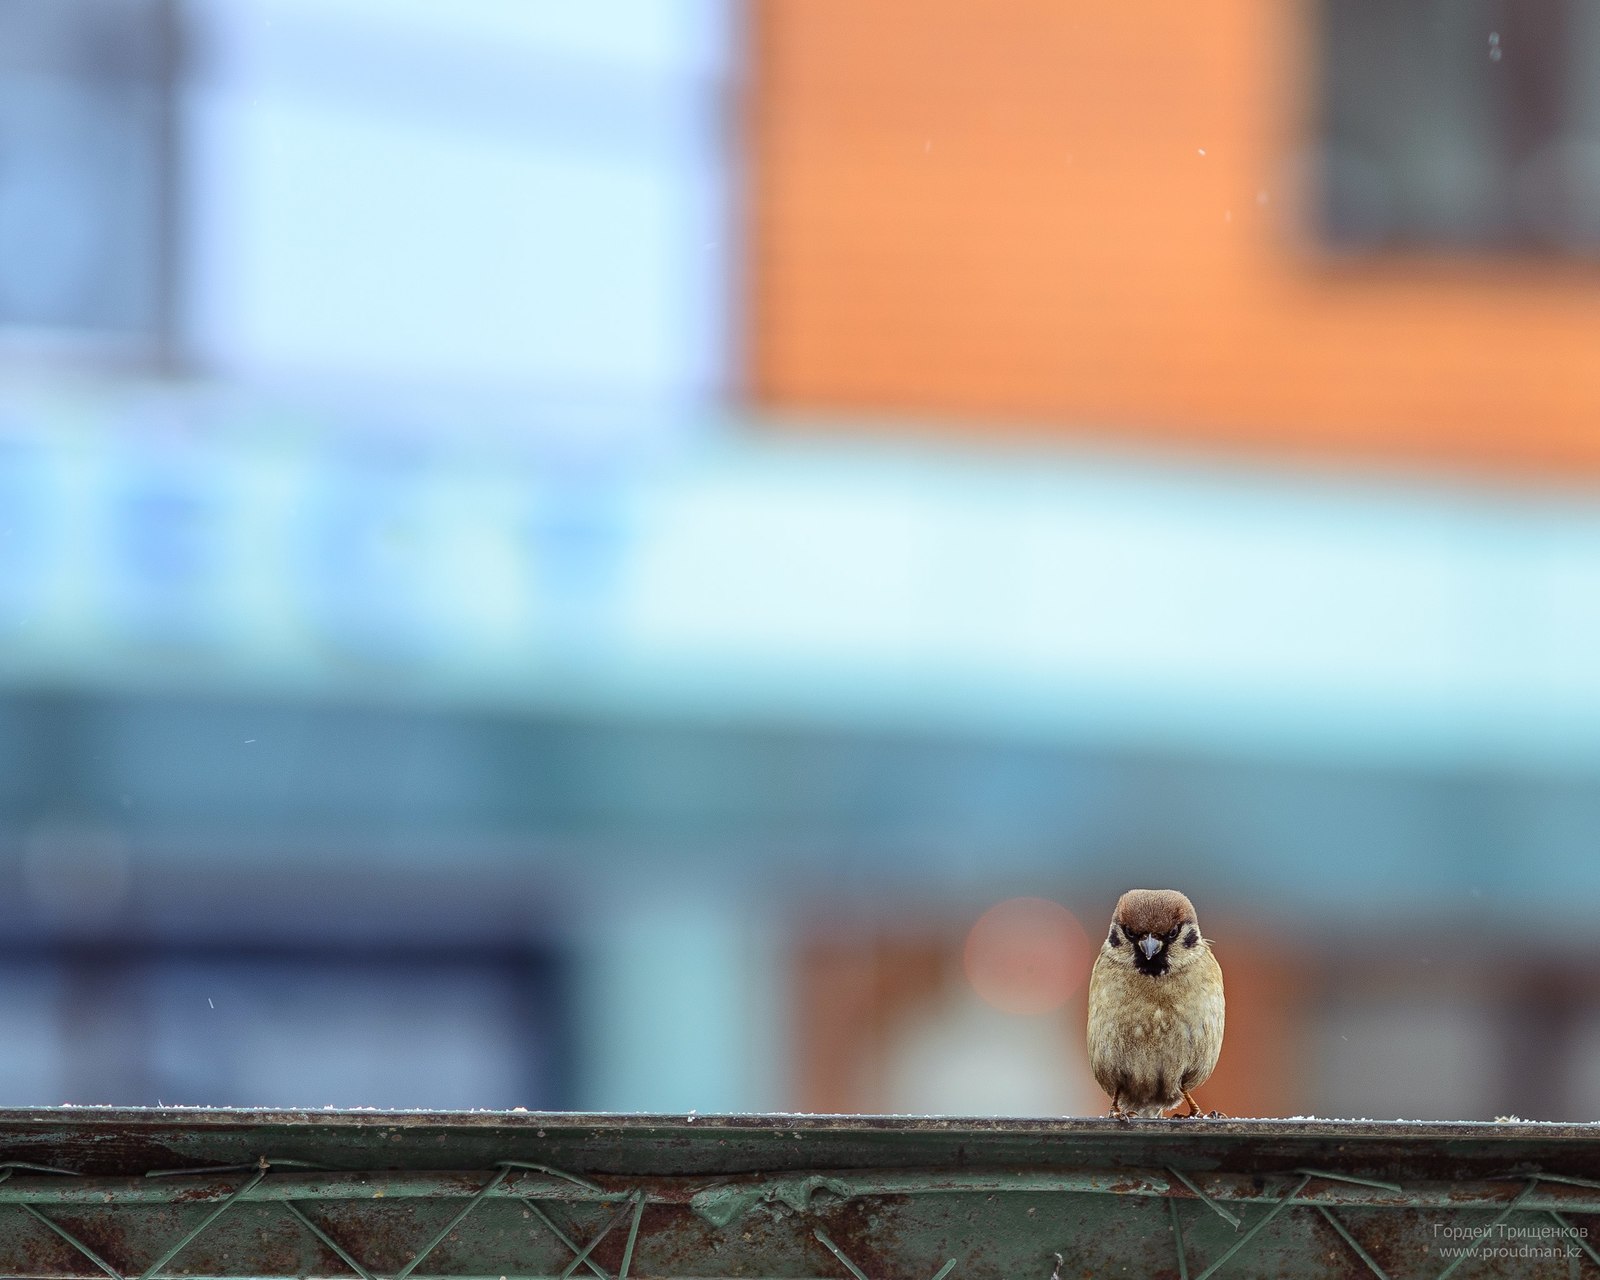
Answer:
[
  {"left": 0, "top": 0, "right": 177, "bottom": 358},
  {"left": 1319, "top": 0, "right": 1600, "bottom": 253}
]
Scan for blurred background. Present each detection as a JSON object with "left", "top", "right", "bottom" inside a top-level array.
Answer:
[{"left": 0, "top": 0, "right": 1598, "bottom": 1121}]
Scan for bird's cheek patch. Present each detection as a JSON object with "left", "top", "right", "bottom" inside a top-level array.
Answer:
[
  {"left": 1183, "top": 928, "right": 1199, "bottom": 948},
  {"left": 1108, "top": 926, "right": 1122, "bottom": 947}
]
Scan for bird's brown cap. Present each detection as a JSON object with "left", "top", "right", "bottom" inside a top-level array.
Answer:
[{"left": 1112, "top": 888, "right": 1198, "bottom": 936}]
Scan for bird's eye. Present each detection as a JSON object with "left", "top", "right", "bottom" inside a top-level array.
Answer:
[{"left": 1165, "top": 926, "right": 1179, "bottom": 942}]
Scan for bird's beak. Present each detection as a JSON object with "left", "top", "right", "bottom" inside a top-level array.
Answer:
[{"left": 1138, "top": 935, "right": 1163, "bottom": 961}]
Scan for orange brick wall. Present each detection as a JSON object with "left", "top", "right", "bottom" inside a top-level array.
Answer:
[{"left": 747, "top": 0, "right": 1600, "bottom": 474}]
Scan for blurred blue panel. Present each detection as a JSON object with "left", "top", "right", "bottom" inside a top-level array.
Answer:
[
  {"left": 7, "top": 395, "right": 1600, "bottom": 777},
  {"left": 0, "top": 945, "right": 569, "bottom": 1109},
  {"left": 0, "top": 434, "right": 52, "bottom": 627},
  {"left": 106, "top": 458, "right": 222, "bottom": 643},
  {"left": 0, "top": 0, "right": 172, "bottom": 347},
  {"left": 298, "top": 447, "right": 437, "bottom": 660},
  {"left": 142, "top": 955, "right": 548, "bottom": 1109},
  {"left": 572, "top": 893, "right": 779, "bottom": 1112},
  {"left": 181, "top": 0, "right": 731, "bottom": 416}
]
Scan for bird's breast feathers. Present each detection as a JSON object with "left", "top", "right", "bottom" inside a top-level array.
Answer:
[{"left": 1087, "top": 944, "right": 1224, "bottom": 1100}]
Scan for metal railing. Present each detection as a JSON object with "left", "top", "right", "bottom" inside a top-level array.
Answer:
[{"left": 0, "top": 1110, "right": 1594, "bottom": 1277}]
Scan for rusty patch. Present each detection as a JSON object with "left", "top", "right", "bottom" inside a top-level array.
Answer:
[
  {"left": 169, "top": 1181, "right": 234, "bottom": 1203},
  {"left": 1314, "top": 1205, "right": 1454, "bottom": 1279},
  {"left": 809, "top": 1191, "right": 913, "bottom": 1277},
  {"left": 41, "top": 1210, "right": 132, "bottom": 1274},
  {"left": 13, "top": 1212, "right": 107, "bottom": 1279},
  {"left": 305, "top": 1200, "right": 432, "bottom": 1275}
]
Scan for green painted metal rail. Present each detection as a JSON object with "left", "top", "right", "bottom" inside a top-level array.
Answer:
[{"left": 0, "top": 1110, "right": 1594, "bottom": 1277}]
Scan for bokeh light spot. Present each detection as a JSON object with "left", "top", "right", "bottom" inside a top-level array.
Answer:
[{"left": 964, "top": 897, "right": 1092, "bottom": 1015}]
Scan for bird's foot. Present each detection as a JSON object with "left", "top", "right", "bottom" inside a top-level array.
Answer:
[{"left": 1178, "top": 1088, "right": 1224, "bottom": 1119}]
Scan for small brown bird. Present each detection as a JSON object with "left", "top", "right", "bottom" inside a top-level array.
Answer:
[{"left": 1087, "top": 888, "right": 1225, "bottom": 1118}]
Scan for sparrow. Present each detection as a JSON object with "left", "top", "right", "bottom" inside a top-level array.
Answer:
[{"left": 1086, "top": 888, "right": 1224, "bottom": 1118}]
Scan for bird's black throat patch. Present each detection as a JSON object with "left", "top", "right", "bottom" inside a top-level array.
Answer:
[{"left": 1132, "top": 946, "right": 1170, "bottom": 977}]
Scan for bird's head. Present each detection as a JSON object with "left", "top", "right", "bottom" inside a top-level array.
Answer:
[{"left": 1103, "top": 888, "right": 1206, "bottom": 977}]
